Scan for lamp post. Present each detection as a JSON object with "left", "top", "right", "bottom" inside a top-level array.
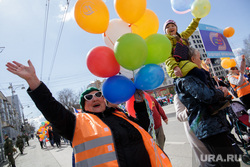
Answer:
[
  {"left": 0, "top": 46, "right": 4, "bottom": 53},
  {"left": 8, "top": 83, "right": 25, "bottom": 111},
  {"left": 8, "top": 83, "right": 25, "bottom": 136}
]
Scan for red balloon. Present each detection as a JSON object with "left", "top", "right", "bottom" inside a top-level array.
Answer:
[
  {"left": 86, "top": 46, "right": 120, "bottom": 77},
  {"left": 246, "top": 67, "right": 249, "bottom": 70},
  {"left": 125, "top": 92, "right": 152, "bottom": 118}
]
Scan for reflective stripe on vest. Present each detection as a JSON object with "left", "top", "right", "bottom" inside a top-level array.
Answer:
[
  {"left": 72, "top": 113, "right": 119, "bottom": 167},
  {"left": 231, "top": 75, "right": 250, "bottom": 97},
  {"left": 75, "top": 152, "right": 117, "bottom": 167},
  {"left": 236, "top": 82, "right": 250, "bottom": 91},
  {"left": 74, "top": 135, "right": 113, "bottom": 154}
]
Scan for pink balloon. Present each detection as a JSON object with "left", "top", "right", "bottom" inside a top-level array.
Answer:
[{"left": 86, "top": 46, "right": 120, "bottom": 78}]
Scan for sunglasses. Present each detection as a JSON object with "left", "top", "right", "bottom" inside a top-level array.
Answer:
[
  {"left": 84, "top": 91, "right": 103, "bottom": 101},
  {"left": 231, "top": 67, "right": 238, "bottom": 70}
]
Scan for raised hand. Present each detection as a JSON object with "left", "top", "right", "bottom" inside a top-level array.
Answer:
[
  {"left": 240, "top": 55, "right": 246, "bottom": 74},
  {"left": 6, "top": 60, "right": 40, "bottom": 90}
]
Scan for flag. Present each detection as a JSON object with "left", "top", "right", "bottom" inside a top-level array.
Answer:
[{"left": 198, "top": 24, "right": 234, "bottom": 58}]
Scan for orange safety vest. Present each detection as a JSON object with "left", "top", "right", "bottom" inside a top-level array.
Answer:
[
  {"left": 72, "top": 111, "right": 172, "bottom": 167},
  {"left": 230, "top": 75, "right": 250, "bottom": 98}
]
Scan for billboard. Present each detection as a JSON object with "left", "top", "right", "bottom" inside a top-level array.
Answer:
[{"left": 198, "top": 24, "right": 234, "bottom": 58}]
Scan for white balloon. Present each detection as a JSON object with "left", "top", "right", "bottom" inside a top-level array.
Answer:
[{"left": 102, "top": 19, "right": 132, "bottom": 50}]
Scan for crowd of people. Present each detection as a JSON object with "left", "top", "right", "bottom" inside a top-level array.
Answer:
[
  {"left": 4, "top": 12, "right": 250, "bottom": 167},
  {"left": 4, "top": 133, "right": 30, "bottom": 167}
]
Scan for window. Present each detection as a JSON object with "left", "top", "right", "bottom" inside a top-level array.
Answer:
[{"left": 193, "top": 40, "right": 196, "bottom": 43}]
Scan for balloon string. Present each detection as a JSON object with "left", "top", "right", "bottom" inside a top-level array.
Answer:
[
  {"left": 104, "top": 32, "right": 114, "bottom": 46},
  {"left": 143, "top": 94, "right": 163, "bottom": 167},
  {"left": 142, "top": 94, "right": 156, "bottom": 141}
]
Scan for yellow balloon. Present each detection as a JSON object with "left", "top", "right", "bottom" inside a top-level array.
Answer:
[
  {"left": 220, "top": 57, "right": 230, "bottom": 61},
  {"left": 221, "top": 58, "right": 231, "bottom": 69},
  {"left": 74, "top": 0, "right": 109, "bottom": 34},
  {"left": 114, "top": 0, "right": 146, "bottom": 24},
  {"left": 191, "top": 0, "right": 211, "bottom": 18},
  {"left": 131, "top": 9, "right": 159, "bottom": 39},
  {"left": 229, "top": 59, "right": 237, "bottom": 67}
]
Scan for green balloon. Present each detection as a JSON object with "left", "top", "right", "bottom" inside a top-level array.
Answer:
[
  {"left": 114, "top": 33, "right": 148, "bottom": 70},
  {"left": 144, "top": 33, "right": 172, "bottom": 65}
]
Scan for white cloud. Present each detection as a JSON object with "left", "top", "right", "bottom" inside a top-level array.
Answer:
[
  {"left": 233, "top": 48, "right": 243, "bottom": 57},
  {"left": 232, "top": 48, "right": 244, "bottom": 67},
  {"left": 58, "top": 4, "right": 74, "bottom": 22},
  {"left": 29, "top": 114, "right": 46, "bottom": 131}
]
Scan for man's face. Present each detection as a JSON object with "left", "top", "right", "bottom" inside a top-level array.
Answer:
[
  {"left": 84, "top": 91, "right": 106, "bottom": 113},
  {"left": 192, "top": 50, "right": 202, "bottom": 68}
]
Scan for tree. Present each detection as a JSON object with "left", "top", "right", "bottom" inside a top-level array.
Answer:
[
  {"left": 242, "top": 34, "right": 250, "bottom": 66},
  {"left": 57, "top": 88, "right": 80, "bottom": 112}
]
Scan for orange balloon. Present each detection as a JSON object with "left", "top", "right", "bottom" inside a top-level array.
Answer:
[
  {"left": 74, "top": 0, "right": 109, "bottom": 34},
  {"left": 223, "top": 27, "right": 235, "bottom": 38},
  {"left": 221, "top": 58, "right": 231, "bottom": 69},
  {"left": 114, "top": 0, "right": 146, "bottom": 24},
  {"left": 131, "top": 9, "right": 159, "bottom": 39},
  {"left": 220, "top": 57, "right": 230, "bottom": 61},
  {"left": 229, "top": 59, "right": 237, "bottom": 67}
]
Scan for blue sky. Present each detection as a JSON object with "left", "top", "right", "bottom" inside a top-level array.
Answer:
[{"left": 0, "top": 0, "right": 249, "bottom": 129}]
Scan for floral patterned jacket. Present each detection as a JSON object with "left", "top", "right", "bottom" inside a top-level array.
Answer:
[{"left": 175, "top": 75, "right": 230, "bottom": 139}]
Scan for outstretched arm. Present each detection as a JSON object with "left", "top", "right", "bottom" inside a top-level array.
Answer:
[
  {"left": 6, "top": 60, "right": 75, "bottom": 141},
  {"left": 6, "top": 60, "right": 40, "bottom": 90}
]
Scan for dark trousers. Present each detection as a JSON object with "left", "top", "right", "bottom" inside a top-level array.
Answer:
[
  {"left": 7, "top": 154, "right": 15, "bottom": 167},
  {"left": 200, "top": 132, "right": 240, "bottom": 167},
  {"left": 40, "top": 141, "right": 43, "bottom": 148},
  {"left": 18, "top": 146, "right": 23, "bottom": 154}
]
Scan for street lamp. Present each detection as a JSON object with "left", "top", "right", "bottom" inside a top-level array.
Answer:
[
  {"left": 0, "top": 46, "right": 4, "bottom": 53},
  {"left": 8, "top": 83, "right": 25, "bottom": 135},
  {"left": 8, "top": 83, "right": 25, "bottom": 95}
]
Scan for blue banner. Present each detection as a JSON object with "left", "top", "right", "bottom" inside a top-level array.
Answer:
[{"left": 198, "top": 24, "right": 234, "bottom": 58}]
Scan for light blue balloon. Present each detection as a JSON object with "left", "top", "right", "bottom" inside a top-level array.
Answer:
[
  {"left": 134, "top": 64, "right": 165, "bottom": 90},
  {"left": 102, "top": 75, "right": 136, "bottom": 104},
  {"left": 171, "top": 0, "right": 194, "bottom": 14}
]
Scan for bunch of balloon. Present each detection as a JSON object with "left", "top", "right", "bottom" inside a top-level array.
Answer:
[
  {"left": 102, "top": 32, "right": 148, "bottom": 104},
  {"left": 223, "top": 27, "right": 235, "bottom": 38},
  {"left": 37, "top": 121, "right": 50, "bottom": 142},
  {"left": 102, "top": 0, "right": 147, "bottom": 50},
  {"left": 221, "top": 58, "right": 237, "bottom": 69},
  {"left": 170, "top": 0, "right": 194, "bottom": 14},
  {"left": 74, "top": 0, "right": 109, "bottom": 34},
  {"left": 191, "top": 0, "right": 211, "bottom": 18}
]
